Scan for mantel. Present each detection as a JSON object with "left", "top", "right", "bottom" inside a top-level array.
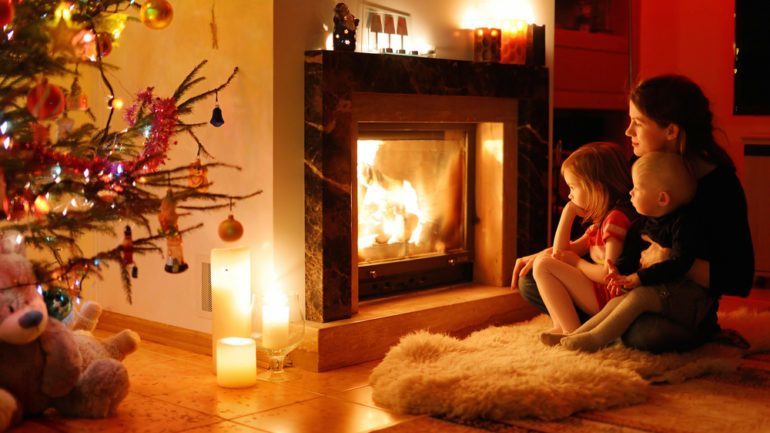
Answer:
[{"left": 304, "top": 50, "right": 550, "bottom": 323}]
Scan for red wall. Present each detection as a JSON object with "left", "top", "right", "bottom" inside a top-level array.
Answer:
[{"left": 638, "top": 0, "right": 770, "bottom": 174}]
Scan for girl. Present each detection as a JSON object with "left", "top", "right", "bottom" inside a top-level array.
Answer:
[{"left": 532, "top": 142, "right": 635, "bottom": 338}]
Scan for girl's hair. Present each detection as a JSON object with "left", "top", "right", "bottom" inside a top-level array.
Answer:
[
  {"left": 630, "top": 74, "right": 735, "bottom": 170},
  {"left": 561, "top": 142, "right": 632, "bottom": 225}
]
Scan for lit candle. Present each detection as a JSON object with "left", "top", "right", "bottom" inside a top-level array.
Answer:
[
  {"left": 501, "top": 20, "right": 528, "bottom": 64},
  {"left": 473, "top": 27, "right": 501, "bottom": 62},
  {"left": 211, "top": 247, "right": 252, "bottom": 368},
  {"left": 261, "top": 290, "right": 289, "bottom": 349},
  {"left": 216, "top": 337, "right": 257, "bottom": 388}
]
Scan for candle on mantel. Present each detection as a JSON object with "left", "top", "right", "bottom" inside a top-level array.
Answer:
[
  {"left": 211, "top": 246, "right": 252, "bottom": 368},
  {"left": 261, "top": 290, "right": 289, "bottom": 350},
  {"left": 473, "top": 27, "right": 501, "bottom": 62},
  {"left": 216, "top": 337, "right": 257, "bottom": 388},
  {"left": 501, "top": 19, "right": 528, "bottom": 64}
]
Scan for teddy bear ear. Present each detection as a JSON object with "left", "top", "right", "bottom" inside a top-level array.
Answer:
[{"left": 0, "top": 231, "right": 25, "bottom": 256}]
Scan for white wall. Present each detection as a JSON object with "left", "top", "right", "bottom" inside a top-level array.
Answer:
[
  {"left": 82, "top": 0, "right": 273, "bottom": 333},
  {"left": 82, "top": 0, "right": 552, "bottom": 333},
  {"left": 273, "top": 0, "right": 554, "bottom": 313}
]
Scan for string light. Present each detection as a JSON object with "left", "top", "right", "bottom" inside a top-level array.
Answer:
[{"left": 0, "top": 121, "right": 8, "bottom": 134}]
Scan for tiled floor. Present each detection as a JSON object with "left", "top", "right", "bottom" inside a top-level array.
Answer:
[
  {"left": 13, "top": 289, "right": 770, "bottom": 433},
  {"left": 15, "top": 331, "right": 418, "bottom": 433}
]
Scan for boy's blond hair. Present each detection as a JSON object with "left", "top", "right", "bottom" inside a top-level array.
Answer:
[
  {"left": 561, "top": 142, "right": 632, "bottom": 225},
  {"left": 632, "top": 152, "right": 696, "bottom": 209}
]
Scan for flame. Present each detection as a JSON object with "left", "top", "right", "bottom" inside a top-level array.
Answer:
[{"left": 357, "top": 141, "right": 428, "bottom": 251}]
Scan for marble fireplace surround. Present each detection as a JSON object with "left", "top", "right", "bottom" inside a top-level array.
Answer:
[{"left": 299, "top": 50, "right": 548, "bottom": 370}]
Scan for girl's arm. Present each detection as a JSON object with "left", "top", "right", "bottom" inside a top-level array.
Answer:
[
  {"left": 575, "top": 237, "right": 624, "bottom": 283},
  {"left": 553, "top": 201, "right": 581, "bottom": 253},
  {"left": 569, "top": 233, "right": 590, "bottom": 257}
]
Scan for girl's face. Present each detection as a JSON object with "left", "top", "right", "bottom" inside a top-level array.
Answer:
[
  {"left": 625, "top": 101, "right": 678, "bottom": 157},
  {"left": 563, "top": 169, "right": 589, "bottom": 214}
]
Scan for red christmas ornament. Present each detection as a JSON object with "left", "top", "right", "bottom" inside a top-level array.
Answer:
[
  {"left": 0, "top": 0, "right": 14, "bottom": 28},
  {"left": 218, "top": 214, "right": 244, "bottom": 242},
  {"left": 4, "top": 194, "right": 30, "bottom": 221},
  {"left": 26, "top": 79, "right": 65, "bottom": 120},
  {"left": 140, "top": 0, "right": 174, "bottom": 30}
]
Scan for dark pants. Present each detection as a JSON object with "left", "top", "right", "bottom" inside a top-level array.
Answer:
[{"left": 517, "top": 273, "right": 719, "bottom": 353}]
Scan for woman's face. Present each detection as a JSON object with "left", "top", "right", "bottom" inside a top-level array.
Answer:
[
  {"left": 625, "top": 101, "right": 678, "bottom": 157},
  {"left": 563, "top": 169, "right": 589, "bottom": 214}
]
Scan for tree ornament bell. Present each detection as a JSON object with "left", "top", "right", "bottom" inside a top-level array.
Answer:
[
  {"left": 210, "top": 106, "right": 224, "bottom": 127},
  {"left": 210, "top": 92, "right": 224, "bottom": 127}
]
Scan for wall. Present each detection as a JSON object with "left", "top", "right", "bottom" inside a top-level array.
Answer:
[
  {"left": 84, "top": 0, "right": 553, "bottom": 333},
  {"left": 83, "top": 0, "right": 274, "bottom": 333},
  {"left": 273, "top": 0, "right": 554, "bottom": 315},
  {"left": 638, "top": 0, "right": 770, "bottom": 173}
]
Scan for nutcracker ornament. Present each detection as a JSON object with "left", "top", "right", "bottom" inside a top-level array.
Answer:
[
  {"left": 122, "top": 225, "right": 138, "bottom": 278},
  {"left": 159, "top": 189, "right": 188, "bottom": 273},
  {"left": 333, "top": 2, "right": 359, "bottom": 51}
]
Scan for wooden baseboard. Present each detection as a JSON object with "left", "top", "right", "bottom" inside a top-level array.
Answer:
[{"left": 98, "top": 310, "right": 213, "bottom": 356}]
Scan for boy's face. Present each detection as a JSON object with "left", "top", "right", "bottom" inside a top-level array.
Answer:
[{"left": 630, "top": 170, "right": 664, "bottom": 217}]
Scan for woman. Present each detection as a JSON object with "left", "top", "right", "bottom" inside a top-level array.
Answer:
[{"left": 513, "top": 74, "right": 754, "bottom": 352}]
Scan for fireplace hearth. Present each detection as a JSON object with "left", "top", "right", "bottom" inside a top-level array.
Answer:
[{"left": 304, "top": 50, "right": 549, "bottom": 323}]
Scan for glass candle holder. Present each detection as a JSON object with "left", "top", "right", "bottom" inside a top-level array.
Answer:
[{"left": 253, "top": 292, "right": 305, "bottom": 382}]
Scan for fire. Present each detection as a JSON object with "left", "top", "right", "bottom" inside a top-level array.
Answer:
[{"left": 357, "top": 140, "right": 427, "bottom": 252}]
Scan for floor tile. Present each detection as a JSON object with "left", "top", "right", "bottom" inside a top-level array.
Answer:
[
  {"left": 329, "top": 385, "right": 380, "bottom": 408},
  {"left": 129, "top": 358, "right": 216, "bottom": 397},
  {"left": 233, "top": 396, "right": 412, "bottom": 433},
  {"left": 37, "top": 394, "right": 222, "bottom": 433},
  {"left": 274, "top": 364, "right": 374, "bottom": 395},
  {"left": 153, "top": 379, "right": 320, "bottom": 419},
  {"left": 177, "top": 420, "right": 270, "bottom": 432}
]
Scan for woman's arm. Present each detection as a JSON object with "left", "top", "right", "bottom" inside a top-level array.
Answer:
[{"left": 687, "top": 258, "right": 710, "bottom": 287}]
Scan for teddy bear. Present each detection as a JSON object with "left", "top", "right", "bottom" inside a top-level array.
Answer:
[{"left": 0, "top": 231, "right": 140, "bottom": 432}]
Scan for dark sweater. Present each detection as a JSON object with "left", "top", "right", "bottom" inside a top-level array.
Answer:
[
  {"left": 636, "top": 206, "right": 697, "bottom": 286},
  {"left": 691, "top": 165, "right": 754, "bottom": 297},
  {"left": 615, "top": 165, "right": 754, "bottom": 297}
]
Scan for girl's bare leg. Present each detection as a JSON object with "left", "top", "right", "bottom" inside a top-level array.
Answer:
[{"left": 532, "top": 255, "right": 600, "bottom": 336}]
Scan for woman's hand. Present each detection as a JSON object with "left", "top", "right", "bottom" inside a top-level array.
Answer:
[
  {"left": 510, "top": 247, "right": 552, "bottom": 290},
  {"left": 639, "top": 234, "right": 671, "bottom": 268}
]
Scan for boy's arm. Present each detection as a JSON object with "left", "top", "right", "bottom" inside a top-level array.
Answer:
[{"left": 636, "top": 214, "right": 696, "bottom": 285}]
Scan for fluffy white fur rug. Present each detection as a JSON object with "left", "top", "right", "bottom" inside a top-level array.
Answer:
[{"left": 369, "top": 309, "right": 770, "bottom": 421}]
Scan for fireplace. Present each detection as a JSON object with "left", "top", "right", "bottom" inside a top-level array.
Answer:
[
  {"left": 304, "top": 50, "right": 549, "bottom": 323},
  {"left": 357, "top": 123, "right": 474, "bottom": 298}
]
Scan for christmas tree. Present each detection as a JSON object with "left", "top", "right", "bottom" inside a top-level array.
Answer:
[{"left": 0, "top": 0, "right": 259, "bottom": 309}]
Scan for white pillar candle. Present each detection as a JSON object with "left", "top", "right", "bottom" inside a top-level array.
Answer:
[
  {"left": 261, "top": 291, "right": 289, "bottom": 349},
  {"left": 216, "top": 337, "right": 257, "bottom": 388},
  {"left": 211, "top": 247, "right": 252, "bottom": 367}
]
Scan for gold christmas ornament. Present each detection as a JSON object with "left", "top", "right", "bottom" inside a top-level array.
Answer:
[
  {"left": 218, "top": 214, "right": 243, "bottom": 242},
  {"left": 140, "top": 0, "right": 174, "bottom": 30}
]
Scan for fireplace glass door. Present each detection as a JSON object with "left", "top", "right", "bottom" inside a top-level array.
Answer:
[{"left": 357, "top": 124, "right": 474, "bottom": 299}]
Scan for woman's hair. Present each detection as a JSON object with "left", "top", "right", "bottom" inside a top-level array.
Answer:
[
  {"left": 630, "top": 74, "right": 735, "bottom": 170},
  {"left": 561, "top": 142, "right": 632, "bottom": 225}
]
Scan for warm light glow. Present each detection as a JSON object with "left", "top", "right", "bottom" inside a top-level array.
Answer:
[
  {"left": 325, "top": 33, "right": 334, "bottom": 50},
  {"left": 110, "top": 97, "right": 124, "bottom": 110},
  {"left": 357, "top": 140, "right": 428, "bottom": 251},
  {"left": 211, "top": 247, "right": 252, "bottom": 368},
  {"left": 34, "top": 195, "right": 51, "bottom": 214},
  {"left": 216, "top": 337, "right": 257, "bottom": 388},
  {"left": 460, "top": 0, "right": 535, "bottom": 29},
  {"left": 483, "top": 138, "right": 504, "bottom": 164},
  {"left": 262, "top": 289, "right": 289, "bottom": 350}
]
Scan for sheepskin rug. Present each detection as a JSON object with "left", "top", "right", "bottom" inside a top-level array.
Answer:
[{"left": 370, "top": 309, "right": 770, "bottom": 421}]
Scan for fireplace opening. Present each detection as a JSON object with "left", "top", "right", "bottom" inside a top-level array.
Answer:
[{"left": 357, "top": 123, "right": 476, "bottom": 299}]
